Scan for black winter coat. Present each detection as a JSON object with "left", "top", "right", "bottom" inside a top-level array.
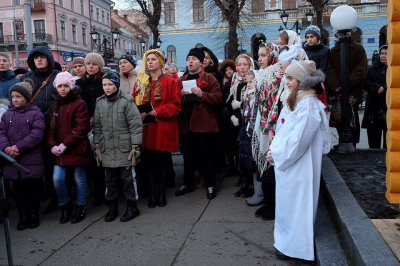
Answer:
[
  {"left": 76, "top": 74, "right": 104, "bottom": 118},
  {"left": 303, "top": 42, "right": 330, "bottom": 72},
  {"left": 361, "top": 61, "right": 387, "bottom": 129},
  {"left": 19, "top": 46, "right": 59, "bottom": 117}
]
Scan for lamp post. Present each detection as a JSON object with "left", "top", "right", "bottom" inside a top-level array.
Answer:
[
  {"left": 280, "top": 10, "right": 301, "bottom": 35},
  {"left": 90, "top": 27, "right": 120, "bottom": 66},
  {"left": 279, "top": 10, "right": 314, "bottom": 35},
  {"left": 140, "top": 37, "right": 146, "bottom": 57},
  {"left": 330, "top": 5, "right": 358, "bottom": 153}
]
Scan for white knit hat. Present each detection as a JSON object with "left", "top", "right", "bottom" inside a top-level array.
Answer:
[{"left": 285, "top": 60, "right": 316, "bottom": 82}]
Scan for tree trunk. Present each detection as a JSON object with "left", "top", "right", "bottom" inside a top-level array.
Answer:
[{"left": 227, "top": 17, "right": 240, "bottom": 59}]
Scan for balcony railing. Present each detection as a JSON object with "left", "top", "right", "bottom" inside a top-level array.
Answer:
[
  {"left": 0, "top": 33, "right": 52, "bottom": 46},
  {"left": 31, "top": 0, "right": 46, "bottom": 12}
]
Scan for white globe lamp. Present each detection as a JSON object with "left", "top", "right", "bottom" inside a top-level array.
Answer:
[{"left": 330, "top": 5, "right": 357, "bottom": 31}]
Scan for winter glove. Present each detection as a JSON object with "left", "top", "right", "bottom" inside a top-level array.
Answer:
[
  {"left": 94, "top": 145, "right": 102, "bottom": 166},
  {"left": 230, "top": 115, "right": 239, "bottom": 127},
  {"left": 127, "top": 145, "right": 140, "bottom": 166},
  {"left": 231, "top": 100, "right": 242, "bottom": 110},
  {"left": 51, "top": 146, "right": 62, "bottom": 157},
  {"left": 58, "top": 143, "right": 67, "bottom": 154}
]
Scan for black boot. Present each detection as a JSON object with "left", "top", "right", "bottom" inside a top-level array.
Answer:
[
  {"left": 120, "top": 200, "right": 140, "bottom": 222},
  {"left": 28, "top": 213, "right": 39, "bottom": 229},
  {"left": 71, "top": 204, "right": 86, "bottom": 224},
  {"left": 59, "top": 201, "right": 73, "bottom": 224},
  {"left": 158, "top": 188, "right": 166, "bottom": 207},
  {"left": 148, "top": 172, "right": 158, "bottom": 208},
  {"left": 17, "top": 212, "right": 28, "bottom": 231},
  {"left": 104, "top": 200, "right": 118, "bottom": 222},
  {"left": 27, "top": 193, "right": 40, "bottom": 229},
  {"left": 234, "top": 175, "right": 246, "bottom": 197}
]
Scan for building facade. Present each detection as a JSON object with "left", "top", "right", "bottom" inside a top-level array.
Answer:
[
  {"left": 0, "top": 0, "right": 147, "bottom": 68},
  {"left": 157, "top": 0, "right": 388, "bottom": 69}
]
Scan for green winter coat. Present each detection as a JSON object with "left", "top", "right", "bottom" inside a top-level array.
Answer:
[{"left": 93, "top": 90, "right": 143, "bottom": 168}]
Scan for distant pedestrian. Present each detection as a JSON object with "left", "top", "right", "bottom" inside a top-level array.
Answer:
[
  {"left": 176, "top": 48, "right": 223, "bottom": 199},
  {"left": 61, "top": 62, "right": 70, "bottom": 72},
  {"left": 302, "top": 25, "right": 330, "bottom": 72},
  {"left": 71, "top": 57, "right": 86, "bottom": 80},
  {"left": 77, "top": 53, "right": 106, "bottom": 206},
  {"left": 0, "top": 53, "right": 19, "bottom": 100},
  {"left": 19, "top": 46, "right": 60, "bottom": 214},
  {"left": 326, "top": 33, "right": 368, "bottom": 153},
  {"left": 219, "top": 59, "right": 236, "bottom": 99},
  {"left": 94, "top": 71, "right": 142, "bottom": 222},
  {"left": 269, "top": 60, "right": 330, "bottom": 261},
  {"left": 169, "top": 63, "right": 180, "bottom": 83},
  {"left": 119, "top": 55, "right": 137, "bottom": 95},
  {"left": 362, "top": 45, "right": 388, "bottom": 149},
  {"left": 0, "top": 79, "right": 45, "bottom": 230},
  {"left": 48, "top": 72, "right": 92, "bottom": 224}
]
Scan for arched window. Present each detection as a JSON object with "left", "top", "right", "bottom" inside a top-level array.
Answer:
[
  {"left": 167, "top": 45, "right": 176, "bottom": 63},
  {"left": 352, "top": 27, "right": 363, "bottom": 44},
  {"left": 224, "top": 42, "right": 229, "bottom": 59},
  {"left": 195, "top": 43, "right": 204, "bottom": 48}
]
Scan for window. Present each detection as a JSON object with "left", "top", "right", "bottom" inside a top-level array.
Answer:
[
  {"left": 164, "top": 2, "right": 175, "bottom": 24},
  {"left": 107, "top": 13, "right": 110, "bottom": 25},
  {"left": 80, "top": 0, "right": 84, "bottom": 14},
  {"left": 252, "top": 0, "right": 265, "bottom": 13},
  {"left": 34, "top": 20, "right": 46, "bottom": 34},
  {"left": 59, "top": 0, "right": 63, "bottom": 6},
  {"left": 0, "top": 23, "right": 3, "bottom": 38},
  {"left": 13, "top": 0, "right": 20, "bottom": 5},
  {"left": 193, "top": 0, "right": 204, "bottom": 22},
  {"left": 96, "top": 8, "right": 100, "bottom": 21},
  {"left": 167, "top": 45, "right": 176, "bottom": 63},
  {"left": 90, "top": 5, "right": 93, "bottom": 19},
  {"left": 72, "top": 24, "right": 77, "bottom": 43},
  {"left": 82, "top": 27, "right": 87, "bottom": 45},
  {"left": 70, "top": 0, "right": 74, "bottom": 11},
  {"left": 102, "top": 10, "right": 105, "bottom": 23},
  {"left": 282, "top": 0, "right": 296, "bottom": 10},
  {"left": 61, "top": 21, "right": 66, "bottom": 39}
]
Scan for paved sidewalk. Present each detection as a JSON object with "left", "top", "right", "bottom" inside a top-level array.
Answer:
[{"left": 1, "top": 156, "right": 294, "bottom": 266}]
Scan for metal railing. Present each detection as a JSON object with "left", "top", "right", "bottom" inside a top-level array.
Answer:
[{"left": 0, "top": 33, "right": 52, "bottom": 46}]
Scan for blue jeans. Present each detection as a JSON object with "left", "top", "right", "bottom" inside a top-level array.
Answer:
[{"left": 53, "top": 165, "right": 87, "bottom": 205}]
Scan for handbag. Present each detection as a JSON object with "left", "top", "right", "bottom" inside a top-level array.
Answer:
[{"left": 329, "top": 94, "right": 342, "bottom": 127}]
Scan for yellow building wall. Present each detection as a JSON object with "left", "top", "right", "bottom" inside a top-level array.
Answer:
[{"left": 386, "top": 0, "right": 400, "bottom": 203}]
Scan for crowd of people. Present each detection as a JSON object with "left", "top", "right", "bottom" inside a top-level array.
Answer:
[{"left": 0, "top": 24, "right": 388, "bottom": 262}]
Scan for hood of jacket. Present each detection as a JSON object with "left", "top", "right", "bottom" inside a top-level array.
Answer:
[
  {"left": 27, "top": 46, "right": 55, "bottom": 74},
  {"left": 9, "top": 103, "right": 40, "bottom": 113}
]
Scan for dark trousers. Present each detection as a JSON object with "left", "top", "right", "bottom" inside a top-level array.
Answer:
[
  {"left": 87, "top": 161, "right": 105, "bottom": 201},
  {"left": 141, "top": 150, "right": 169, "bottom": 194},
  {"left": 337, "top": 102, "right": 360, "bottom": 146},
  {"left": 182, "top": 132, "right": 218, "bottom": 189},
  {"left": 367, "top": 127, "right": 387, "bottom": 149},
  {"left": 104, "top": 167, "right": 138, "bottom": 201},
  {"left": 13, "top": 179, "right": 42, "bottom": 216}
]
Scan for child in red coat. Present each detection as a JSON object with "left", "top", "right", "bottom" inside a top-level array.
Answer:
[{"left": 48, "top": 72, "right": 92, "bottom": 224}]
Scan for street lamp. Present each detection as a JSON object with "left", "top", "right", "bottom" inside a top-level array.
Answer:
[
  {"left": 278, "top": 25, "right": 284, "bottom": 32},
  {"left": 280, "top": 10, "right": 301, "bottom": 35},
  {"left": 330, "top": 5, "right": 358, "bottom": 153},
  {"left": 306, "top": 9, "right": 314, "bottom": 25},
  {"left": 156, "top": 37, "right": 162, "bottom": 48},
  {"left": 90, "top": 27, "right": 120, "bottom": 66},
  {"left": 140, "top": 37, "right": 146, "bottom": 56}
]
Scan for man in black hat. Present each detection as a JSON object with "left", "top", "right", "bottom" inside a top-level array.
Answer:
[{"left": 175, "top": 48, "right": 223, "bottom": 199}]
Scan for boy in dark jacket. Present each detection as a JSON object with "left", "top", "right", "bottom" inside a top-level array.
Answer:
[{"left": 0, "top": 79, "right": 45, "bottom": 230}]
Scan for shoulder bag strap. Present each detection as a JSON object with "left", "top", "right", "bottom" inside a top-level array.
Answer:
[{"left": 30, "top": 71, "right": 55, "bottom": 104}]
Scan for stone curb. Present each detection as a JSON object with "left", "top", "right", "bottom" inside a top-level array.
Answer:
[{"left": 320, "top": 155, "right": 400, "bottom": 266}]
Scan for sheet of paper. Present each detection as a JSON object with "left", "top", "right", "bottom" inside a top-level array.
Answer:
[{"left": 182, "top": 80, "right": 197, "bottom": 93}]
